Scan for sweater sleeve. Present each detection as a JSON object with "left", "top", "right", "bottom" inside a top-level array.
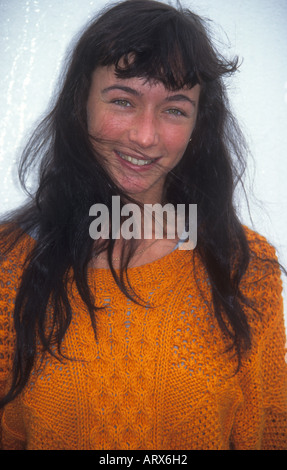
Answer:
[
  {"left": 260, "top": 300, "right": 287, "bottom": 449},
  {"left": 231, "top": 231, "right": 287, "bottom": 450},
  {"left": 0, "top": 259, "right": 15, "bottom": 449},
  {"left": 0, "top": 233, "right": 29, "bottom": 450}
]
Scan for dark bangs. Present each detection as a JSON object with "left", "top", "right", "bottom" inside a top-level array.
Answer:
[
  {"left": 70, "top": 0, "right": 239, "bottom": 103},
  {"left": 82, "top": 0, "right": 233, "bottom": 91},
  {"left": 98, "top": 9, "right": 200, "bottom": 90}
]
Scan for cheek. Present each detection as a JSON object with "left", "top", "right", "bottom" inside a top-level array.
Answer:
[
  {"left": 165, "top": 132, "right": 190, "bottom": 160},
  {"left": 87, "top": 109, "right": 104, "bottom": 136},
  {"left": 88, "top": 113, "right": 126, "bottom": 141}
]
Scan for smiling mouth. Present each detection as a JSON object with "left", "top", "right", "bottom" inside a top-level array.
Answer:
[{"left": 117, "top": 151, "right": 157, "bottom": 166}]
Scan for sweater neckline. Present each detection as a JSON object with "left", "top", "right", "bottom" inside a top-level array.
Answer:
[{"left": 88, "top": 245, "right": 193, "bottom": 278}]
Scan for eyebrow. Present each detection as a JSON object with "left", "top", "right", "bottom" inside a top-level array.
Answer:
[
  {"left": 101, "top": 85, "right": 195, "bottom": 105},
  {"left": 165, "top": 94, "right": 196, "bottom": 106},
  {"left": 101, "top": 85, "right": 142, "bottom": 96}
]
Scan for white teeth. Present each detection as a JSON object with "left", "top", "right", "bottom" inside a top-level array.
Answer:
[{"left": 118, "top": 151, "right": 152, "bottom": 166}]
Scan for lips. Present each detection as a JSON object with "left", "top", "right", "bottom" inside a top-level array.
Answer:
[{"left": 116, "top": 150, "right": 159, "bottom": 167}]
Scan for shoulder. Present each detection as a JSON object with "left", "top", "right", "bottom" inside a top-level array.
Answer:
[
  {"left": 0, "top": 224, "right": 36, "bottom": 367},
  {"left": 242, "top": 225, "right": 282, "bottom": 286},
  {"left": 0, "top": 224, "right": 34, "bottom": 385},
  {"left": 0, "top": 222, "right": 35, "bottom": 259},
  {"left": 243, "top": 225, "right": 278, "bottom": 261},
  {"left": 241, "top": 225, "right": 284, "bottom": 334},
  {"left": 0, "top": 223, "right": 35, "bottom": 290}
]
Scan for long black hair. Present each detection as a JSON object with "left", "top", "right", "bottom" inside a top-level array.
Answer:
[{"left": 0, "top": 0, "right": 253, "bottom": 406}]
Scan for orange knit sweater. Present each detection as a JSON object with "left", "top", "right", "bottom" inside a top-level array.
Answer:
[{"left": 0, "top": 227, "right": 286, "bottom": 450}]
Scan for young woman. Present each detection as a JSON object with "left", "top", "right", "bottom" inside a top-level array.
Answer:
[{"left": 0, "top": 0, "right": 286, "bottom": 450}]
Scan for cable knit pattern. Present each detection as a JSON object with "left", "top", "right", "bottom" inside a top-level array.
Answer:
[{"left": 0, "top": 227, "right": 286, "bottom": 450}]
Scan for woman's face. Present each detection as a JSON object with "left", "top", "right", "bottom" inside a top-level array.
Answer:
[{"left": 87, "top": 66, "right": 200, "bottom": 204}]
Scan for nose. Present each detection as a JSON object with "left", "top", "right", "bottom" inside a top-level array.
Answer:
[{"left": 128, "top": 110, "right": 159, "bottom": 148}]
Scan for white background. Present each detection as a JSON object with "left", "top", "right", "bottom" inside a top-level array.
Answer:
[{"left": 0, "top": 0, "right": 286, "bottom": 324}]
